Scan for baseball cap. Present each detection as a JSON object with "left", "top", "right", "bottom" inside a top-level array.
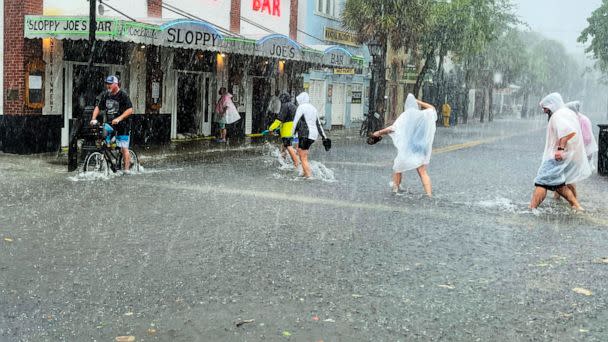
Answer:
[{"left": 105, "top": 75, "right": 119, "bottom": 84}]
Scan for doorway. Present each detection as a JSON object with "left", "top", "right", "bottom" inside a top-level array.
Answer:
[
  {"left": 252, "top": 77, "right": 271, "bottom": 134},
  {"left": 62, "top": 62, "right": 126, "bottom": 146},
  {"left": 175, "top": 71, "right": 213, "bottom": 137}
]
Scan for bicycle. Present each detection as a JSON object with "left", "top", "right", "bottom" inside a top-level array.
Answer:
[
  {"left": 82, "top": 123, "right": 140, "bottom": 175},
  {"left": 359, "top": 112, "right": 385, "bottom": 137}
]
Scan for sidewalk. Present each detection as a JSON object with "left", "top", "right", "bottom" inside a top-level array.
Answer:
[{"left": 0, "top": 116, "right": 556, "bottom": 170}]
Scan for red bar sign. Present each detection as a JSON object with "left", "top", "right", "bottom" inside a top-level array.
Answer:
[{"left": 252, "top": 0, "right": 281, "bottom": 17}]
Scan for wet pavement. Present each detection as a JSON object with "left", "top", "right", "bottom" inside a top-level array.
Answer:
[{"left": 1, "top": 117, "right": 608, "bottom": 341}]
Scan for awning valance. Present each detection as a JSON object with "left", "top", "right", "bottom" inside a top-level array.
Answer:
[{"left": 24, "top": 16, "right": 365, "bottom": 66}]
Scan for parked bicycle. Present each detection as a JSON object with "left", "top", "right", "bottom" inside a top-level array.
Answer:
[
  {"left": 82, "top": 123, "right": 140, "bottom": 175},
  {"left": 359, "top": 111, "right": 385, "bottom": 137}
]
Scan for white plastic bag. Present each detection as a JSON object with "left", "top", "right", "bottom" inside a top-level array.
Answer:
[{"left": 225, "top": 103, "right": 241, "bottom": 124}]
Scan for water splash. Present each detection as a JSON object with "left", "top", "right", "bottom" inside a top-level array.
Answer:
[{"left": 264, "top": 144, "right": 336, "bottom": 182}]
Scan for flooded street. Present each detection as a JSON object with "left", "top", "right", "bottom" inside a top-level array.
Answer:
[{"left": 2, "top": 118, "right": 607, "bottom": 341}]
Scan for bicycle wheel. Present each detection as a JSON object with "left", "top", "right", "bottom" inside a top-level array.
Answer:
[
  {"left": 118, "top": 149, "right": 140, "bottom": 172},
  {"left": 83, "top": 152, "right": 109, "bottom": 175}
]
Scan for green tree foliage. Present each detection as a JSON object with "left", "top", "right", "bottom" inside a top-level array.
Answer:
[
  {"left": 414, "top": 0, "right": 519, "bottom": 95},
  {"left": 578, "top": 0, "right": 608, "bottom": 72}
]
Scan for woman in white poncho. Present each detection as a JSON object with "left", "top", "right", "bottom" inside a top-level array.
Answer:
[
  {"left": 530, "top": 93, "right": 591, "bottom": 210},
  {"left": 371, "top": 94, "right": 437, "bottom": 196}
]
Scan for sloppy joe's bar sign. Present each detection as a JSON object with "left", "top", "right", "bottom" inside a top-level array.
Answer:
[
  {"left": 25, "top": 16, "right": 118, "bottom": 38},
  {"left": 255, "top": 34, "right": 302, "bottom": 60}
]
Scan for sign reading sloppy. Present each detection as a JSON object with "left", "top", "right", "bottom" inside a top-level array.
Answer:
[{"left": 161, "top": 21, "right": 223, "bottom": 49}]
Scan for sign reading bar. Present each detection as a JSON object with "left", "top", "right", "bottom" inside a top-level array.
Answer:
[
  {"left": 323, "top": 47, "right": 352, "bottom": 67},
  {"left": 334, "top": 68, "right": 355, "bottom": 75},
  {"left": 324, "top": 27, "right": 358, "bottom": 47}
]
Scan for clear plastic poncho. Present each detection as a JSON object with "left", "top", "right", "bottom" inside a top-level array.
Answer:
[
  {"left": 565, "top": 101, "right": 599, "bottom": 171},
  {"left": 535, "top": 93, "right": 592, "bottom": 186},
  {"left": 389, "top": 94, "right": 437, "bottom": 172}
]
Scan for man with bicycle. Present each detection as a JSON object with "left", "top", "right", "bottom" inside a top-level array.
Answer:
[{"left": 90, "top": 76, "right": 134, "bottom": 172}]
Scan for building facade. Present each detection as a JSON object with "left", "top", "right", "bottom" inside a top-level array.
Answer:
[
  {"left": 297, "top": 0, "right": 369, "bottom": 129},
  {"left": 2, "top": 0, "right": 365, "bottom": 154}
]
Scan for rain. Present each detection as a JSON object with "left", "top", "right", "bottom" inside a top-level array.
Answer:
[{"left": 1, "top": 0, "right": 608, "bottom": 341}]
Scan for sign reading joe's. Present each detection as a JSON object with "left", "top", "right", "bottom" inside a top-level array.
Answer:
[
  {"left": 160, "top": 20, "right": 223, "bottom": 51},
  {"left": 256, "top": 34, "right": 302, "bottom": 60}
]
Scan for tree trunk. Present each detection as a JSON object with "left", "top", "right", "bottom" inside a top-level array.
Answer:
[
  {"left": 413, "top": 50, "right": 434, "bottom": 97},
  {"left": 521, "top": 90, "right": 529, "bottom": 119},
  {"left": 488, "top": 86, "right": 494, "bottom": 122},
  {"left": 375, "top": 42, "right": 388, "bottom": 120}
]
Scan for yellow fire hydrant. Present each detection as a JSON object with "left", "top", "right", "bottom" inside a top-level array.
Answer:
[{"left": 441, "top": 103, "right": 452, "bottom": 128}]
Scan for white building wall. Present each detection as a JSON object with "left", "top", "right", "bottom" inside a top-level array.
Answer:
[
  {"left": 128, "top": 47, "right": 147, "bottom": 113},
  {"left": 240, "top": 0, "right": 291, "bottom": 36},
  {"left": 163, "top": 0, "right": 231, "bottom": 30},
  {"left": 43, "top": 0, "right": 147, "bottom": 18}
]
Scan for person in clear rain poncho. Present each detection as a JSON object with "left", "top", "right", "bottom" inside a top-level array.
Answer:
[
  {"left": 530, "top": 93, "right": 592, "bottom": 210},
  {"left": 371, "top": 94, "right": 437, "bottom": 196},
  {"left": 565, "top": 101, "right": 598, "bottom": 170}
]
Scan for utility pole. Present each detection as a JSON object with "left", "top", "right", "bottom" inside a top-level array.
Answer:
[{"left": 88, "top": 0, "right": 97, "bottom": 67}]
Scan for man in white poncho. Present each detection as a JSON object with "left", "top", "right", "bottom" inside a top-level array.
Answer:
[
  {"left": 530, "top": 93, "right": 591, "bottom": 210},
  {"left": 372, "top": 94, "right": 437, "bottom": 196}
]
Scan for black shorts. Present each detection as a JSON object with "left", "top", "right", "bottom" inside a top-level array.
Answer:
[
  {"left": 281, "top": 137, "right": 292, "bottom": 147},
  {"left": 534, "top": 183, "right": 566, "bottom": 192},
  {"left": 299, "top": 138, "right": 315, "bottom": 150}
]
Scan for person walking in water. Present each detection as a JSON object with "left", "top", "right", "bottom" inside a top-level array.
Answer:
[
  {"left": 371, "top": 94, "right": 437, "bottom": 196},
  {"left": 266, "top": 90, "right": 282, "bottom": 129},
  {"left": 264, "top": 92, "right": 299, "bottom": 168},
  {"left": 291, "top": 92, "right": 327, "bottom": 179},
  {"left": 215, "top": 87, "right": 237, "bottom": 143},
  {"left": 529, "top": 93, "right": 591, "bottom": 210}
]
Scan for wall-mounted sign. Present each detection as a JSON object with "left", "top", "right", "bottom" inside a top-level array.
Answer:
[
  {"left": 324, "top": 27, "right": 359, "bottom": 47},
  {"left": 121, "top": 22, "right": 160, "bottom": 44},
  {"left": 160, "top": 20, "right": 223, "bottom": 50},
  {"left": 256, "top": 34, "right": 302, "bottom": 60},
  {"left": 252, "top": 0, "right": 281, "bottom": 16},
  {"left": 333, "top": 68, "right": 355, "bottom": 75},
  {"left": 25, "top": 16, "right": 118, "bottom": 38},
  {"left": 351, "top": 91, "right": 362, "bottom": 104}
]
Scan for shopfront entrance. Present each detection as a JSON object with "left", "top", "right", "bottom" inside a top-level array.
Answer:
[
  {"left": 174, "top": 70, "right": 214, "bottom": 138},
  {"left": 251, "top": 76, "right": 271, "bottom": 134},
  {"left": 62, "top": 62, "right": 126, "bottom": 146}
]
